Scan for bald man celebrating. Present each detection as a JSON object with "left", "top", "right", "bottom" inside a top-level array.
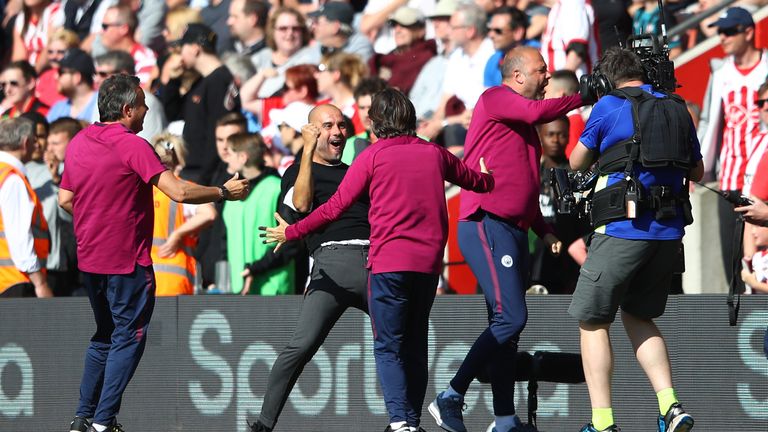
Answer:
[
  {"left": 246, "top": 104, "right": 372, "bottom": 432},
  {"left": 429, "top": 46, "right": 588, "bottom": 432}
]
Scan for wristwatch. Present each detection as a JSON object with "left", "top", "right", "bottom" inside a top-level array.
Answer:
[{"left": 218, "top": 185, "right": 230, "bottom": 201}]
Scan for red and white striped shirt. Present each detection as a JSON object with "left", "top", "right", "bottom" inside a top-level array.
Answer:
[
  {"left": 540, "top": 0, "right": 600, "bottom": 78},
  {"left": 14, "top": 1, "right": 64, "bottom": 67},
  {"left": 130, "top": 43, "right": 157, "bottom": 87},
  {"left": 700, "top": 53, "right": 768, "bottom": 191}
]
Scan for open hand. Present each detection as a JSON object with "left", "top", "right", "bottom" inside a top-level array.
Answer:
[{"left": 259, "top": 212, "right": 289, "bottom": 252}]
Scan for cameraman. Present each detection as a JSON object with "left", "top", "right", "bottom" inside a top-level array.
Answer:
[{"left": 568, "top": 47, "right": 703, "bottom": 432}]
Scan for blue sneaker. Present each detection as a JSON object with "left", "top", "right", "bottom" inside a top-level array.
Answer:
[
  {"left": 428, "top": 391, "right": 467, "bottom": 432},
  {"left": 658, "top": 403, "right": 694, "bottom": 432},
  {"left": 579, "top": 423, "right": 620, "bottom": 432}
]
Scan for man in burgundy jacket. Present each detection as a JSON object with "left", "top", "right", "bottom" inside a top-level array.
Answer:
[
  {"left": 262, "top": 88, "right": 493, "bottom": 432},
  {"left": 429, "top": 45, "right": 587, "bottom": 432}
]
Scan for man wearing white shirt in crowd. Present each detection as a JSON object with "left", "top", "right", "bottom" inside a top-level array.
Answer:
[
  {"left": 540, "top": 0, "right": 599, "bottom": 78},
  {"left": 0, "top": 117, "right": 53, "bottom": 298},
  {"left": 419, "top": 2, "right": 495, "bottom": 143},
  {"left": 308, "top": 2, "right": 374, "bottom": 62}
]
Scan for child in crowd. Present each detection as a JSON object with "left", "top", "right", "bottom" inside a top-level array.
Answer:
[{"left": 223, "top": 132, "right": 293, "bottom": 295}]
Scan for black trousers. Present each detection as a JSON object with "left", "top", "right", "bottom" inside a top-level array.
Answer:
[
  {"left": 718, "top": 192, "right": 743, "bottom": 288},
  {"left": 258, "top": 244, "right": 369, "bottom": 429}
]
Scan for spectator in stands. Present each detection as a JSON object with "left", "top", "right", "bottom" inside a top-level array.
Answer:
[
  {"left": 308, "top": 1, "right": 374, "bottom": 62},
  {"left": 61, "top": 0, "right": 112, "bottom": 51},
  {"left": 93, "top": 50, "right": 168, "bottom": 141},
  {"left": 342, "top": 76, "right": 388, "bottom": 165},
  {"left": 544, "top": 69, "right": 586, "bottom": 159},
  {"left": 272, "top": 102, "right": 313, "bottom": 156},
  {"left": 0, "top": 61, "right": 49, "bottom": 118},
  {"left": 195, "top": 112, "right": 248, "bottom": 291},
  {"left": 632, "top": 0, "right": 682, "bottom": 59},
  {"left": 99, "top": 5, "right": 158, "bottom": 89},
  {"left": 20, "top": 110, "right": 48, "bottom": 162},
  {"left": 0, "top": 117, "right": 53, "bottom": 298},
  {"left": 47, "top": 48, "right": 98, "bottom": 122},
  {"left": 360, "top": 0, "right": 436, "bottom": 55},
  {"left": 226, "top": 0, "right": 269, "bottom": 57},
  {"left": 11, "top": 0, "right": 63, "bottom": 71},
  {"left": 250, "top": 7, "right": 318, "bottom": 99},
  {"left": 540, "top": 0, "right": 599, "bottom": 78},
  {"left": 739, "top": 81, "right": 768, "bottom": 293},
  {"left": 484, "top": 6, "right": 530, "bottom": 87},
  {"left": 368, "top": 6, "right": 437, "bottom": 96},
  {"left": 159, "top": 23, "right": 241, "bottom": 186},
  {"left": 430, "top": 0, "right": 458, "bottom": 55},
  {"left": 698, "top": 7, "right": 768, "bottom": 291},
  {"left": 592, "top": 0, "right": 632, "bottom": 53},
  {"left": 741, "top": 222, "right": 768, "bottom": 293},
  {"left": 151, "top": 133, "right": 217, "bottom": 296},
  {"left": 36, "top": 28, "right": 78, "bottom": 108},
  {"left": 160, "top": 6, "right": 203, "bottom": 100},
  {"left": 419, "top": 2, "right": 494, "bottom": 143},
  {"left": 28, "top": 115, "right": 80, "bottom": 296},
  {"left": 409, "top": 0, "right": 458, "bottom": 122},
  {"left": 241, "top": 63, "right": 319, "bottom": 131},
  {"left": 316, "top": 52, "right": 368, "bottom": 134},
  {"left": 201, "top": 0, "right": 234, "bottom": 54},
  {"left": 531, "top": 116, "right": 581, "bottom": 294},
  {"left": 223, "top": 132, "right": 293, "bottom": 295}
]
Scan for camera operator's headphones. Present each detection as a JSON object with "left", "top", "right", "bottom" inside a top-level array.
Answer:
[{"left": 580, "top": 65, "right": 614, "bottom": 101}]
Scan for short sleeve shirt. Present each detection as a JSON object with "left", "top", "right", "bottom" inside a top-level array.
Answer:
[{"left": 60, "top": 123, "right": 166, "bottom": 274}]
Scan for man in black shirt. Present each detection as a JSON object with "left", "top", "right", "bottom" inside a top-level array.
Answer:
[
  {"left": 247, "top": 104, "right": 370, "bottom": 432},
  {"left": 159, "top": 23, "right": 241, "bottom": 186}
]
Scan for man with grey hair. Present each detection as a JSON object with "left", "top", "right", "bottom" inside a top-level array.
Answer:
[
  {"left": 61, "top": 74, "right": 249, "bottom": 432},
  {"left": 419, "top": 2, "right": 495, "bottom": 143},
  {"left": 92, "top": 51, "right": 167, "bottom": 141},
  {"left": 309, "top": 1, "right": 374, "bottom": 61},
  {"left": 0, "top": 117, "right": 53, "bottom": 298}
]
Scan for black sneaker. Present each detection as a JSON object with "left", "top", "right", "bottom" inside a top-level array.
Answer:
[
  {"left": 87, "top": 424, "right": 124, "bottom": 432},
  {"left": 658, "top": 403, "right": 694, "bottom": 432},
  {"left": 247, "top": 420, "right": 272, "bottom": 432},
  {"left": 69, "top": 416, "right": 90, "bottom": 432},
  {"left": 579, "top": 423, "right": 621, "bottom": 432},
  {"left": 383, "top": 426, "right": 411, "bottom": 432}
]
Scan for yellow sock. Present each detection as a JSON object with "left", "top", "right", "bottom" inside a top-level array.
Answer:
[
  {"left": 657, "top": 388, "right": 679, "bottom": 415},
  {"left": 592, "top": 407, "right": 614, "bottom": 431}
]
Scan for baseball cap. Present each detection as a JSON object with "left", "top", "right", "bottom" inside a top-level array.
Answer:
[
  {"left": 308, "top": 2, "right": 354, "bottom": 26},
  {"left": 429, "top": 0, "right": 458, "bottom": 19},
  {"left": 389, "top": 6, "right": 426, "bottom": 27},
  {"left": 269, "top": 102, "right": 313, "bottom": 134},
  {"left": 708, "top": 6, "right": 754, "bottom": 29},
  {"left": 179, "top": 23, "right": 218, "bottom": 51},
  {"left": 59, "top": 48, "right": 95, "bottom": 78}
]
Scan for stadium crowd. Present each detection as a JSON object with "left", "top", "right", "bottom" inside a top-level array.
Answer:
[{"left": 2, "top": 0, "right": 768, "bottom": 300}]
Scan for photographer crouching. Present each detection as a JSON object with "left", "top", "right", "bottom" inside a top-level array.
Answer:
[{"left": 568, "top": 47, "right": 703, "bottom": 432}]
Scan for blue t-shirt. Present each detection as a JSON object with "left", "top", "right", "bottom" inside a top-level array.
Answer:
[
  {"left": 47, "top": 93, "right": 98, "bottom": 123},
  {"left": 580, "top": 84, "right": 702, "bottom": 240}
]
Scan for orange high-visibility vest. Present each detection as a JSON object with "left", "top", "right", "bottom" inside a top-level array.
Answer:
[
  {"left": 0, "top": 162, "right": 50, "bottom": 293},
  {"left": 151, "top": 186, "right": 197, "bottom": 296}
]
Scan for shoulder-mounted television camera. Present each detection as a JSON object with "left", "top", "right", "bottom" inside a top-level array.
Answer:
[
  {"left": 549, "top": 167, "right": 598, "bottom": 219},
  {"left": 580, "top": 0, "right": 677, "bottom": 97}
]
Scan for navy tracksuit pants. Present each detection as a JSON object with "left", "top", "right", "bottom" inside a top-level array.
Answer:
[
  {"left": 451, "top": 215, "right": 530, "bottom": 415},
  {"left": 76, "top": 264, "right": 156, "bottom": 426},
  {"left": 369, "top": 271, "right": 438, "bottom": 427}
]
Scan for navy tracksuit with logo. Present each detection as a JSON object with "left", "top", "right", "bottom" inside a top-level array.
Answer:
[{"left": 451, "top": 214, "right": 530, "bottom": 415}]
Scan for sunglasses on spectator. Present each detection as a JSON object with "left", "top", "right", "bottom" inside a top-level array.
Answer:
[
  {"left": 718, "top": 26, "right": 744, "bottom": 37},
  {"left": 488, "top": 27, "right": 508, "bottom": 35},
  {"left": 757, "top": 98, "right": 768, "bottom": 109},
  {"left": 101, "top": 22, "right": 123, "bottom": 31},
  {"left": 0, "top": 80, "right": 21, "bottom": 89},
  {"left": 275, "top": 25, "right": 303, "bottom": 33},
  {"left": 95, "top": 70, "right": 116, "bottom": 78},
  {"left": 47, "top": 49, "right": 67, "bottom": 56}
]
